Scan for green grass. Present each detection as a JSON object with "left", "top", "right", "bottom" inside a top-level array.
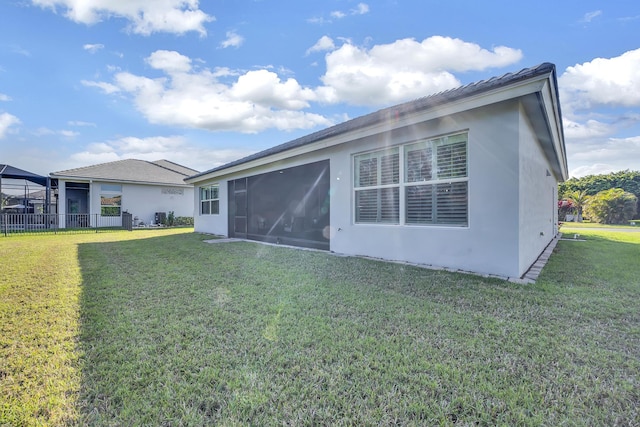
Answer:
[
  {"left": 561, "top": 221, "right": 640, "bottom": 228},
  {"left": 1, "top": 228, "right": 638, "bottom": 425}
]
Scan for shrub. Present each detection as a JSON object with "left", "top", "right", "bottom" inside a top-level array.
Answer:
[
  {"left": 584, "top": 188, "right": 637, "bottom": 224},
  {"left": 174, "top": 216, "right": 194, "bottom": 226}
]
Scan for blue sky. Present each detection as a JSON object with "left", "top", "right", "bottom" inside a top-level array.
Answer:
[{"left": 1, "top": 0, "right": 639, "bottom": 178}]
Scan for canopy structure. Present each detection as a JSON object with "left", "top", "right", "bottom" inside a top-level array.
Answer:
[{"left": 0, "top": 164, "right": 52, "bottom": 213}]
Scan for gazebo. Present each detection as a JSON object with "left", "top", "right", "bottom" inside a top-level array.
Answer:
[{"left": 0, "top": 164, "right": 52, "bottom": 214}]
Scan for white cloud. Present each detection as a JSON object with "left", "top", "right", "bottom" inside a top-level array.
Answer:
[
  {"left": 353, "top": 3, "right": 369, "bottom": 15},
  {"left": 146, "top": 50, "right": 192, "bottom": 74},
  {"left": 230, "top": 70, "right": 317, "bottom": 110},
  {"left": 59, "top": 130, "right": 80, "bottom": 138},
  {"left": 68, "top": 120, "right": 96, "bottom": 127},
  {"left": 314, "top": 3, "right": 369, "bottom": 23},
  {"left": 81, "top": 79, "right": 121, "bottom": 94},
  {"left": 567, "top": 136, "right": 640, "bottom": 177},
  {"left": 0, "top": 93, "right": 11, "bottom": 101},
  {"left": 581, "top": 10, "right": 602, "bottom": 23},
  {"left": 560, "top": 49, "right": 640, "bottom": 110},
  {"left": 85, "top": 36, "right": 524, "bottom": 130},
  {"left": 220, "top": 31, "right": 244, "bottom": 49},
  {"left": 0, "top": 112, "right": 21, "bottom": 139},
  {"left": 318, "top": 36, "right": 523, "bottom": 106},
  {"left": 306, "top": 36, "right": 336, "bottom": 56},
  {"left": 32, "top": 127, "right": 78, "bottom": 138},
  {"left": 570, "top": 163, "right": 618, "bottom": 178},
  {"left": 69, "top": 135, "right": 253, "bottom": 172},
  {"left": 559, "top": 50, "right": 640, "bottom": 176},
  {"left": 31, "top": 0, "right": 214, "bottom": 35},
  {"left": 87, "top": 50, "right": 332, "bottom": 133},
  {"left": 83, "top": 43, "right": 104, "bottom": 53},
  {"left": 563, "top": 118, "right": 613, "bottom": 140}
]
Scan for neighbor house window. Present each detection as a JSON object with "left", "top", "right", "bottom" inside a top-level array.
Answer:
[
  {"left": 354, "top": 132, "right": 468, "bottom": 226},
  {"left": 100, "top": 195, "right": 122, "bottom": 216},
  {"left": 200, "top": 185, "right": 219, "bottom": 215},
  {"left": 100, "top": 184, "right": 122, "bottom": 217}
]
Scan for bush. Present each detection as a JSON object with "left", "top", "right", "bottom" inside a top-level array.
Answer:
[
  {"left": 584, "top": 188, "right": 637, "bottom": 224},
  {"left": 174, "top": 216, "right": 194, "bottom": 226}
]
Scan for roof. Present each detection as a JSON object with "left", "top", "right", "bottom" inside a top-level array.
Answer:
[
  {"left": 187, "top": 62, "right": 566, "bottom": 182},
  {"left": 0, "top": 164, "right": 48, "bottom": 186},
  {"left": 151, "top": 159, "right": 199, "bottom": 176},
  {"left": 50, "top": 159, "right": 199, "bottom": 186}
]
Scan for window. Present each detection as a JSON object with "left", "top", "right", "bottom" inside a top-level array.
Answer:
[
  {"left": 354, "top": 133, "right": 468, "bottom": 226},
  {"left": 354, "top": 148, "right": 400, "bottom": 223},
  {"left": 200, "top": 185, "right": 219, "bottom": 215},
  {"left": 100, "top": 195, "right": 122, "bottom": 216},
  {"left": 101, "top": 184, "right": 122, "bottom": 192}
]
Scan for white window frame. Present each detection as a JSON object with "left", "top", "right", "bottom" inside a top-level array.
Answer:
[
  {"left": 200, "top": 184, "right": 219, "bottom": 215},
  {"left": 353, "top": 132, "right": 469, "bottom": 227},
  {"left": 353, "top": 147, "right": 400, "bottom": 224}
]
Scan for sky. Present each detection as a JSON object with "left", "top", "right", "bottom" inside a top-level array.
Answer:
[{"left": 1, "top": 0, "right": 639, "bottom": 179}]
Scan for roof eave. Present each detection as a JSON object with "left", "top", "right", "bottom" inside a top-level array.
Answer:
[
  {"left": 50, "top": 174, "right": 193, "bottom": 187},
  {"left": 186, "top": 73, "right": 557, "bottom": 185}
]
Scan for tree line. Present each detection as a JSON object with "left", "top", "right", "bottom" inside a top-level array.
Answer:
[{"left": 559, "top": 170, "right": 639, "bottom": 224}]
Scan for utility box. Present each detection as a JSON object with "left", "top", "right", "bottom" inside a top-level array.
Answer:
[
  {"left": 122, "top": 212, "right": 133, "bottom": 231},
  {"left": 155, "top": 212, "right": 166, "bottom": 225}
]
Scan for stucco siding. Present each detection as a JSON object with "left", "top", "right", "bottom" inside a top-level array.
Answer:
[
  {"left": 188, "top": 64, "right": 567, "bottom": 279},
  {"left": 329, "top": 103, "right": 521, "bottom": 277},
  {"left": 517, "top": 103, "right": 557, "bottom": 276},
  {"left": 192, "top": 104, "right": 529, "bottom": 277},
  {"left": 193, "top": 179, "right": 228, "bottom": 236},
  {"left": 90, "top": 182, "right": 194, "bottom": 225}
]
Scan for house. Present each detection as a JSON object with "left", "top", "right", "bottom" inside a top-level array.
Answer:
[
  {"left": 185, "top": 63, "right": 568, "bottom": 279},
  {"left": 50, "top": 159, "right": 198, "bottom": 228}
]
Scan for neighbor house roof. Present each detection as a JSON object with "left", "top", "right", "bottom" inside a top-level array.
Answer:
[
  {"left": 50, "top": 159, "right": 199, "bottom": 186},
  {"left": 186, "top": 62, "right": 567, "bottom": 183}
]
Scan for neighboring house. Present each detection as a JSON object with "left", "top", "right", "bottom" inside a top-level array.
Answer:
[
  {"left": 51, "top": 159, "right": 198, "bottom": 228},
  {"left": 185, "top": 63, "right": 568, "bottom": 279}
]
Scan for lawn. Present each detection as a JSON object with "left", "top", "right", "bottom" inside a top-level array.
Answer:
[{"left": 1, "top": 228, "right": 638, "bottom": 426}]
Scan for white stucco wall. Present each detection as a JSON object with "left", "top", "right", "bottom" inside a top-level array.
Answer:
[
  {"left": 328, "top": 103, "right": 521, "bottom": 278},
  {"left": 90, "top": 182, "right": 194, "bottom": 225},
  {"left": 192, "top": 101, "right": 535, "bottom": 278},
  {"left": 193, "top": 179, "right": 229, "bottom": 236},
  {"left": 517, "top": 104, "right": 558, "bottom": 276}
]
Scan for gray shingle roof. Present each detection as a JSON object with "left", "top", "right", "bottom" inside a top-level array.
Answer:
[
  {"left": 151, "top": 160, "right": 199, "bottom": 176},
  {"left": 51, "top": 159, "right": 199, "bottom": 186},
  {"left": 187, "top": 63, "right": 559, "bottom": 181}
]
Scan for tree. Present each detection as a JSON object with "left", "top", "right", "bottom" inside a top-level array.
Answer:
[
  {"left": 584, "top": 188, "right": 637, "bottom": 225},
  {"left": 559, "top": 170, "right": 640, "bottom": 219},
  {"left": 566, "top": 190, "right": 589, "bottom": 222}
]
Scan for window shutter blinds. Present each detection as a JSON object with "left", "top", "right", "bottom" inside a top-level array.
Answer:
[
  {"left": 358, "top": 158, "right": 378, "bottom": 187},
  {"left": 380, "top": 187, "right": 400, "bottom": 223},
  {"left": 406, "top": 146, "right": 432, "bottom": 182},
  {"left": 380, "top": 152, "right": 399, "bottom": 185},
  {"left": 436, "top": 141, "right": 466, "bottom": 179},
  {"left": 356, "top": 189, "right": 378, "bottom": 222},
  {"left": 406, "top": 185, "right": 433, "bottom": 223},
  {"left": 435, "top": 182, "right": 468, "bottom": 225}
]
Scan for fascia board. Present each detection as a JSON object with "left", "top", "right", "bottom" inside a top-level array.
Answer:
[
  {"left": 186, "top": 77, "right": 551, "bottom": 185},
  {"left": 51, "top": 174, "right": 193, "bottom": 187},
  {"left": 521, "top": 80, "right": 568, "bottom": 181},
  {"left": 540, "top": 81, "right": 569, "bottom": 180}
]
